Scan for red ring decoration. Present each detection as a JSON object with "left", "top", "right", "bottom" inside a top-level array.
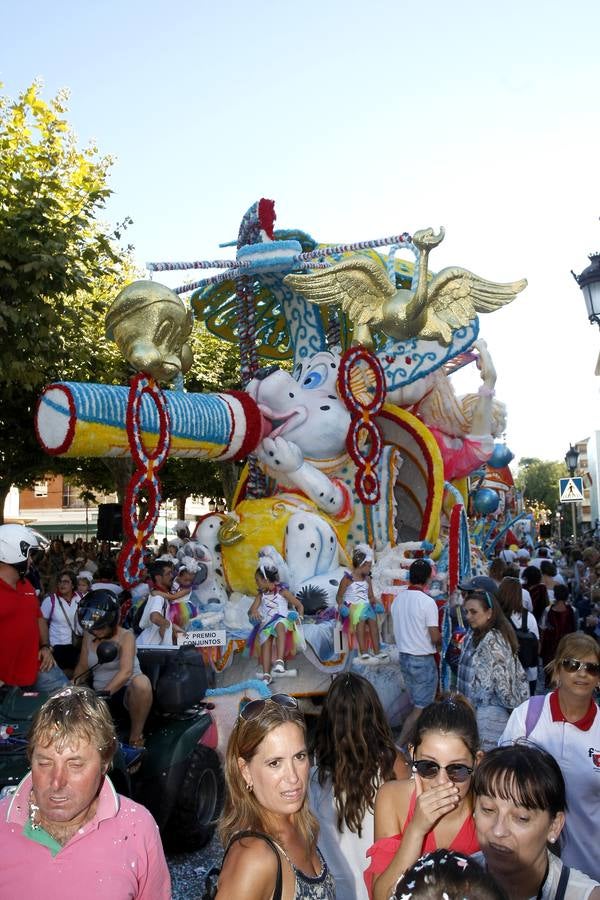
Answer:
[
  {"left": 337, "top": 348, "right": 386, "bottom": 506},
  {"left": 118, "top": 373, "right": 172, "bottom": 588}
]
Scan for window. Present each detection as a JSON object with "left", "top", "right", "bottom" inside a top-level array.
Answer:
[{"left": 33, "top": 481, "right": 48, "bottom": 498}]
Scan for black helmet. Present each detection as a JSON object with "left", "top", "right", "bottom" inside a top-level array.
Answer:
[{"left": 78, "top": 589, "right": 120, "bottom": 632}]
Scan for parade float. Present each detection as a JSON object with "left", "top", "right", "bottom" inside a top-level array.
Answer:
[{"left": 34, "top": 199, "right": 527, "bottom": 712}]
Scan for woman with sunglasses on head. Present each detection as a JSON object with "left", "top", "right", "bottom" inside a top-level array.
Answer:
[
  {"left": 500, "top": 633, "right": 600, "bottom": 882},
  {"left": 365, "top": 695, "right": 481, "bottom": 900},
  {"left": 310, "top": 673, "right": 409, "bottom": 900},
  {"left": 472, "top": 744, "right": 600, "bottom": 899},
  {"left": 456, "top": 581, "right": 529, "bottom": 750},
  {"left": 215, "top": 694, "right": 335, "bottom": 900}
]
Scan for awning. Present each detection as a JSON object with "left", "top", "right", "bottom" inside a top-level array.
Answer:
[{"left": 27, "top": 521, "right": 97, "bottom": 537}]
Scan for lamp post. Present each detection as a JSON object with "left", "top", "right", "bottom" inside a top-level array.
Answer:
[
  {"left": 572, "top": 251, "right": 600, "bottom": 328},
  {"left": 565, "top": 444, "right": 580, "bottom": 541}
]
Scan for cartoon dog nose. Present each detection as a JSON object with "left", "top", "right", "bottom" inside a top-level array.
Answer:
[{"left": 254, "top": 365, "right": 280, "bottom": 381}]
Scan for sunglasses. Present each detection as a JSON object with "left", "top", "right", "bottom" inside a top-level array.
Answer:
[
  {"left": 239, "top": 693, "right": 298, "bottom": 721},
  {"left": 412, "top": 759, "right": 474, "bottom": 783},
  {"left": 463, "top": 590, "right": 493, "bottom": 608},
  {"left": 561, "top": 657, "right": 600, "bottom": 676}
]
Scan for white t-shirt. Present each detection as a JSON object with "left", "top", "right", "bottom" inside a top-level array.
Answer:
[
  {"left": 509, "top": 609, "right": 539, "bottom": 682},
  {"left": 521, "top": 587, "right": 533, "bottom": 612},
  {"left": 40, "top": 593, "right": 81, "bottom": 646},
  {"left": 308, "top": 768, "right": 371, "bottom": 900},
  {"left": 500, "top": 692, "right": 600, "bottom": 882},
  {"left": 391, "top": 586, "right": 439, "bottom": 655},
  {"left": 136, "top": 593, "right": 173, "bottom": 647}
]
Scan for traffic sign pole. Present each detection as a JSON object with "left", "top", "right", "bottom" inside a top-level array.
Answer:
[{"left": 571, "top": 503, "right": 577, "bottom": 541}]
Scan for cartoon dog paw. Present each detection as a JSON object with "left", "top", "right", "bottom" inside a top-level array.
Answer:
[{"left": 257, "top": 436, "right": 304, "bottom": 474}]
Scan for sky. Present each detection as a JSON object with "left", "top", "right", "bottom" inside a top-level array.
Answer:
[{"left": 3, "top": 0, "right": 600, "bottom": 466}]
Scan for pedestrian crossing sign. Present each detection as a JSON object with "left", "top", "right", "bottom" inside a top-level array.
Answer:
[{"left": 559, "top": 477, "right": 584, "bottom": 502}]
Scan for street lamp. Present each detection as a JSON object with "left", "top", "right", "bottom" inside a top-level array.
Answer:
[
  {"left": 572, "top": 251, "right": 600, "bottom": 329},
  {"left": 564, "top": 444, "right": 580, "bottom": 541}
]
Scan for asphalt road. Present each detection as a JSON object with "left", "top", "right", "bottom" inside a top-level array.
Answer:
[{"left": 168, "top": 831, "right": 223, "bottom": 899}]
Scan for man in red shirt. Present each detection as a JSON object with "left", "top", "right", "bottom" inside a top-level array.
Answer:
[{"left": 0, "top": 525, "right": 67, "bottom": 691}]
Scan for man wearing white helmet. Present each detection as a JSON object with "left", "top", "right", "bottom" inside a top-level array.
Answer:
[{"left": 0, "top": 525, "right": 67, "bottom": 690}]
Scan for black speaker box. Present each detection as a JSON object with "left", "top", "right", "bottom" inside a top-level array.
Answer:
[{"left": 97, "top": 503, "right": 123, "bottom": 541}]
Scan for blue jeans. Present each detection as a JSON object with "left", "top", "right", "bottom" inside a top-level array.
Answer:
[
  {"left": 399, "top": 652, "right": 438, "bottom": 708},
  {"left": 31, "top": 665, "right": 69, "bottom": 693}
]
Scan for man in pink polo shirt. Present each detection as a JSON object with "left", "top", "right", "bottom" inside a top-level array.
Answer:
[{"left": 0, "top": 685, "right": 171, "bottom": 899}]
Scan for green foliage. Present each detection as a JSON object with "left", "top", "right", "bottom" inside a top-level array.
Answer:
[
  {"left": 515, "top": 457, "right": 568, "bottom": 513},
  {"left": 0, "top": 82, "right": 136, "bottom": 519}
]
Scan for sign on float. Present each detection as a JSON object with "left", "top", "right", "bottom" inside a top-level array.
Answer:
[{"left": 177, "top": 630, "right": 227, "bottom": 648}]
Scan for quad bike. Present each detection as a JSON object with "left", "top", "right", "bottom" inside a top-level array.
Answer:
[{"left": 0, "top": 643, "right": 224, "bottom": 852}]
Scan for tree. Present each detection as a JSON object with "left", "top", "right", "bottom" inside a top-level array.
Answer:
[
  {"left": 0, "top": 82, "right": 136, "bottom": 521},
  {"left": 515, "top": 457, "right": 568, "bottom": 514}
]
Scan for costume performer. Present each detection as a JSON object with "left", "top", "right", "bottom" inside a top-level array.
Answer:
[
  {"left": 337, "top": 544, "right": 389, "bottom": 661},
  {"left": 247, "top": 556, "right": 305, "bottom": 685}
]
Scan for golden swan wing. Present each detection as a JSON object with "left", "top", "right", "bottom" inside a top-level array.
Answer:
[
  {"left": 426, "top": 267, "right": 527, "bottom": 328},
  {"left": 284, "top": 257, "right": 395, "bottom": 326}
]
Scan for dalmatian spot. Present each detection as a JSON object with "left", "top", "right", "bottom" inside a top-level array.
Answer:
[
  {"left": 320, "top": 405, "right": 331, "bottom": 411},
  {"left": 305, "top": 552, "right": 311, "bottom": 558},
  {"left": 215, "top": 568, "right": 223, "bottom": 576},
  {"left": 298, "top": 523, "right": 305, "bottom": 530},
  {"left": 329, "top": 579, "right": 338, "bottom": 586},
  {"left": 215, "top": 543, "right": 221, "bottom": 552},
  {"left": 310, "top": 543, "right": 315, "bottom": 548},
  {"left": 319, "top": 492, "right": 324, "bottom": 497},
  {"left": 289, "top": 392, "right": 295, "bottom": 398}
]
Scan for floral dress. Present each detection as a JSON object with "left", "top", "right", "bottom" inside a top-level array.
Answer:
[{"left": 457, "top": 628, "right": 528, "bottom": 750}]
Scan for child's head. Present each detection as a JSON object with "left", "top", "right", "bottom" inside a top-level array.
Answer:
[
  {"left": 177, "top": 568, "right": 195, "bottom": 588},
  {"left": 352, "top": 543, "right": 374, "bottom": 574},
  {"left": 77, "top": 570, "right": 94, "bottom": 595},
  {"left": 255, "top": 557, "right": 279, "bottom": 590}
]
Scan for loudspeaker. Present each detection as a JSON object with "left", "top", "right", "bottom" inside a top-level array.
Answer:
[{"left": 97, "top": 503, "right": 123, "bottom": 541}]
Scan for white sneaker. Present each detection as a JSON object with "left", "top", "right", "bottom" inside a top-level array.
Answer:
[
  {"left": 272, "top": 659, "right": 286, "bottom": 674},
  {"left": 261, "top": 672, "right": 273, "bottom": 685},
  {"left": 360, "top": 652, "right": 371, "bottom": 661},
  {"left": 376, "top": 650, "right": 390, "bottom": 661}
]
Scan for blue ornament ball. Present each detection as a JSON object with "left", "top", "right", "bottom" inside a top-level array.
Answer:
[
  {"left": 473, "top": 488, "right": 500, "bottom": 514},
  {"left": 488, "top": 443, "right": 514, "bottom": 469}
]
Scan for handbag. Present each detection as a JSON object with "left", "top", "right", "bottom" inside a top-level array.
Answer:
[{"left": 202, "top": 829, "right": 283, "bottom": 900}]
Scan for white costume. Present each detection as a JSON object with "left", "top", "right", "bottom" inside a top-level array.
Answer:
[{"left": 500, "top": 691, "right": 600, "bottom": 882}]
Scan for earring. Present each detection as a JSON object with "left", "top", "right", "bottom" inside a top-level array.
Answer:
[
  {"left": 246, "top": 782, "right": 253, "bottom": 792},
  {"left": 549, "top": 837, "right": 556, "bottom": 844}
]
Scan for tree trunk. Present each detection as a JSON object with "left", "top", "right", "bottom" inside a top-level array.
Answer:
[
  {"left": 176, "top": 495, "right": 186, "bottom": 520},
  {"left": 0, "top": 483, "right": 9, "bottom": 526},
  {"left": 220, "top": 462, "right": 240, "bottom": 508},
  {"left": 101, "top": 458, "right": 134, "bottom": 503}
]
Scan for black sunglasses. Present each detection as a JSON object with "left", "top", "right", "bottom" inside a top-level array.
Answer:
[
  {"left": 412, "top": 759, "right": 474, "bottom": 783},
  {"left": 561, "top": 657, "right": 600, "bottom": 677},
  {"left": 239, "top": 693, "right": 298, "bottom": 721}
]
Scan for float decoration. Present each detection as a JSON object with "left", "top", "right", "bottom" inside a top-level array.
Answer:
[
  {"left": 118, "top": 373, "right": 171, "bottom": 587},
  {"left": 338, "top": 347, "right": 386, "bottom": 505}
]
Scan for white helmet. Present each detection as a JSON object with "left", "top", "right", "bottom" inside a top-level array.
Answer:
[{"left": 0, "top": 524, "right": 39, "bottom": 565}]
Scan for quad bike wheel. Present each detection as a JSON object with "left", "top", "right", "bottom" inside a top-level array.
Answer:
[{"left": 164, "top": 744, "right": 224, "bottom": 852}]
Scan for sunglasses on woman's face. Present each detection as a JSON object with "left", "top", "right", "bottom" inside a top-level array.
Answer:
[
  {"left": 238, "top": 693, "right": 298, "bottom": 721},
  {"left": 561, "top": 657, "right": 600, "bottom": 676},
  {"left": 412, "top": 759, "right": 474, "bottom": 783}
]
